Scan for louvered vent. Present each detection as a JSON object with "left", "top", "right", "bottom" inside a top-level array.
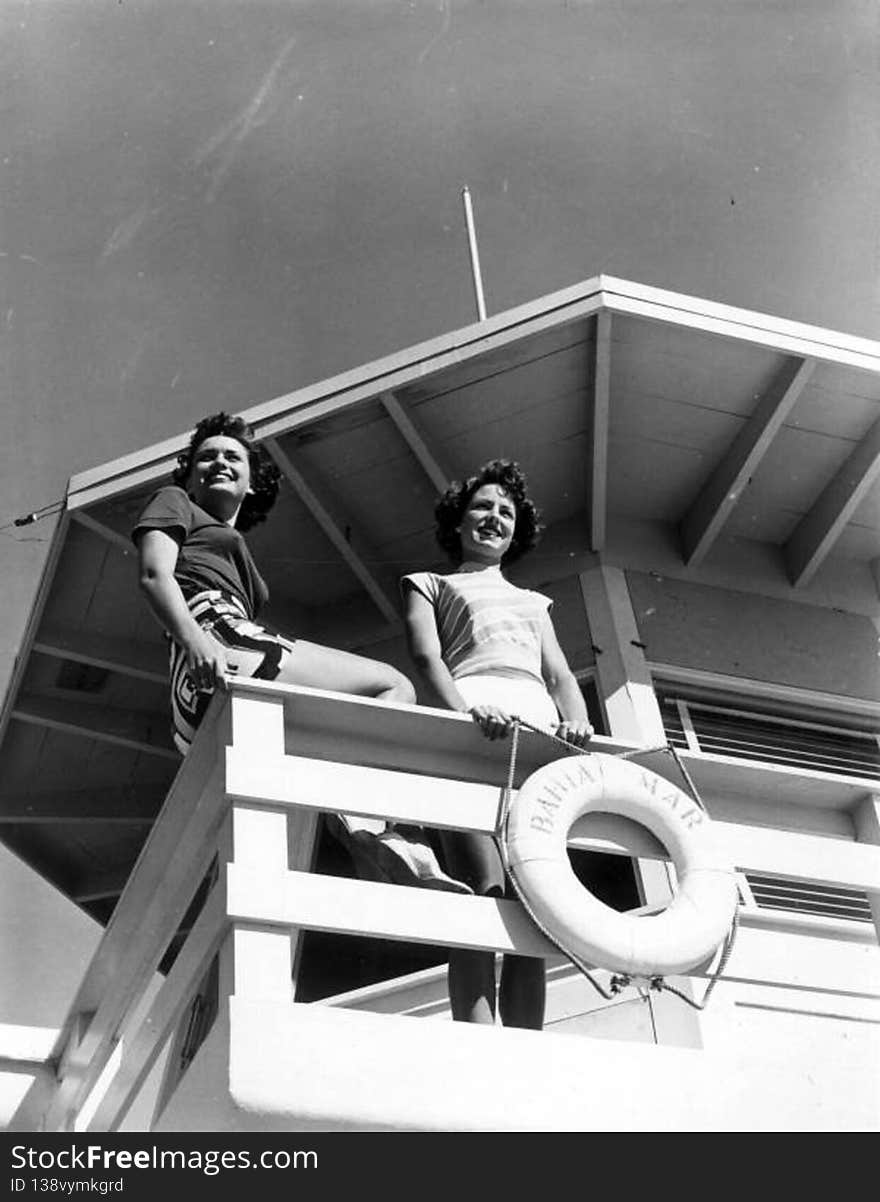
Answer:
[
  {"left": 745, "top": 873, "right": 874, "bottom": 924},
  {"left": 660, "top": 695, "right": 880, "bottom": 781}
]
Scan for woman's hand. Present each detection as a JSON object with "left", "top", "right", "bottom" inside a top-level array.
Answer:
[
  {"left": 469, "top": 704, "right": 516, "bottom": 741},
  {"left": 555, "top": 719, "right": 594, "bottom": 748},
  {"left": 183, "top": 627, "right": 232, "bottom": 693}
]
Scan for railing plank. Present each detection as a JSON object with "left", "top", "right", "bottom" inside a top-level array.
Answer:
[
  {"left": 226, "top": 867, "right": 557, "bottom": 959},
  {"left": 80, "top": 885, "right": 226, "bottom": 1132}
]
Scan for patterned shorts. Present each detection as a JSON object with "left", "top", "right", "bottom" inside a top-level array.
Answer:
[{"left": 169, "top": 590, "right": 296, "bottom": 755}]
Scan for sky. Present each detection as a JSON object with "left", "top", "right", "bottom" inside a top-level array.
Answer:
[
  {"left": 0, "top": 0, "right": 879, "bottom": 1060},
  {"left": 2, "top": 0, "right": 879, "bottom": 706}
]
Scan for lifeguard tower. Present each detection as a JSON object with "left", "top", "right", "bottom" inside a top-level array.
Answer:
[{"left": 1, "top": 276, "right": 878, "bottom": 1130}]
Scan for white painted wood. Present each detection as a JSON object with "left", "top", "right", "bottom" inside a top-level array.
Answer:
[
  {"left": 603, "top": 289, "right": 880, "bottom": 374},
  {"left": 578, "top": 565, "right": 666, "bottom": 744},
  {"left": 681, "top": 358, "right": 816, "bottom": 565},
  {"left": 231, "top": 805, "right": 290, "bottom": 874},
  {"left": 226, "top": 748, "right": 503, "bottom": 833},
  {"left": 650, "top": 663, "right": 880, "bottom": 723},
  {"left": 703, "top": 925, "right": 880, "bottom": 997},
  {"left": 786, "top": 416, "right": 880, "bottom": 587},
  {"left": 598, "top": 275, "right": 880, "bottom": 362},
  {"left": 264, "top": 437, "right": 400, "bottom": 624},
  {"left": 81, "top": 885, "right": 226, "bottom": 1132},
  {"left": 230, "top": 693, "right": 285, "bottom": 753},
  {"left": 676, "top": 699, "right": 700, "bottom": 752},
  {"left": 379, "top": 391, "right": 451, "bottom": 492},
  {"left": 737, "top": 907, "right": 877, "bottom": 945},
  {"left": 229, "top": 928, "right": 293, "bottom": 1002},
  {"left": 66, "top": 272, "right": 880, "bottom": 509},
  {"left": 67, "top": 288, "right": 607, "bottom": 507},
  {"left": 0, "top": 1023, "right": 59, "bottom": 1065},
  {"left": 224, "top": 676, "right": 637, "bottom": 786},
  {"left": 716, "top": 820, "right": 880, "bottom": 893},
  {"left": 708, "top": 795, "right": 855, "bottom": 840},
  {"left": 678, "top": 745, "right": 878, "bottom": 810},
  {"left": 722, "top": 980, "right": 880, "bottom": 1024},
  {"left": 588, "top": 311, "right": 611, "bottom": 550},
  {"left": 226, "top": 866, "right": 556, "bottom": 959},
  {"left": 43, "top": 720, "right": 228, "bottom": 1128},
  {"left": 854, "top": 794, "right": 880, "bottom": 940}
]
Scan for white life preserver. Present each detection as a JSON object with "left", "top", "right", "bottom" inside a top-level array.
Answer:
[{"left": 505, "top": 752, "right": 738, "bottom": 978}]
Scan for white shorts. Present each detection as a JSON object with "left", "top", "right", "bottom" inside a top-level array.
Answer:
[{"left": 454, "top": 673, "right": 559, "bottom": 730}]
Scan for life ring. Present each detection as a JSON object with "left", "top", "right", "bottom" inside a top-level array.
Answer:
[{"left": 505, "top": 752, "right": 738, "bottom": 978}]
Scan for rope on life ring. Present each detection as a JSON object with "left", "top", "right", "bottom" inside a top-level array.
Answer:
[{"left": 503, "top": 748, "right": 739, "bottom": 980}]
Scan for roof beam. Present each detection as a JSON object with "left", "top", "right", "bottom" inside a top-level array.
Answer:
[
  {"left": 680, "top": 356, "right": 816, "bottom": 566},
  {"left": 264, "top": 438, "right": 400, "bottom": 625},
  {"left": 785, "top": 414, "right": 880, "bottom": 588},
  {"left": 33, "top": 626, "right": 167, "bottom": 684},
  {"left": 588, "top": 310, "right": 612, "bottom": 550},
  {"left": 71, "top": 510, "right": 133, "bottom": 555},
  {"left": 379, "top": 391, "right": 451, "bottom": 493},
  {"left": 11, "top": 695, "right": 178, "bottom": 760},
  {"left": 73, "top": 869, "right": 131, "bottom": 905},
  {"left": 0, "top": 784, "right": 165, "bottom": 824}
]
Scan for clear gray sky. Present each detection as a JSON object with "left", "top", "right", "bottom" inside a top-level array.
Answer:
[{"left": 2, "top": 0, "right": 878, "bottom": 701}]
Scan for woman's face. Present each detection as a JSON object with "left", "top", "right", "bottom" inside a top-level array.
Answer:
[
  {"left": 186, "top": 434, "right": 252, "bottom": 523},
  {"left": 458, "top": 482, "right": 517, "bottom": 563}
]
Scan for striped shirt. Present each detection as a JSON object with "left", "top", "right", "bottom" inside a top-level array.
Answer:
[{"left": 401, "top": 569, "right": 552, "bottom": 686}]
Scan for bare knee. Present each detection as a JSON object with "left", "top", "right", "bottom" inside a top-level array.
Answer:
[{"left": 381, "top": 667, "right": 416, "bottom": 705}]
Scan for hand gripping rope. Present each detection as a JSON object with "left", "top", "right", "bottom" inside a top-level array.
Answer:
[{"left": 496, "top": 718, "right": 740, "bottom": 1011}]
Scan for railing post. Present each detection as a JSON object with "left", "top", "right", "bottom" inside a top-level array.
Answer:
[
  {"left": 854, "top": 793, "right": 880, "bottom": 944},
  {"left": 220, "top": 688, "right": 320, "bottom": 1002},
  {"left": 578, "top": 565, "right": 703, "bottom": 1038}
]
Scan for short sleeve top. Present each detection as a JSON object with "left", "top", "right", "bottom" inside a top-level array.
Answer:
[
  {"left": 132, "top": 485, "right": 268, "bottom": 619},
  {"left": 401, "top": 569, "right": 552, "bottom": 686}
]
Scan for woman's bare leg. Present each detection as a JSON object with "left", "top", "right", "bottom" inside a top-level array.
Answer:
[
  {"left": 498, "top": 955, "right": 545, "bottom": 1030},
  {"left": 448, "top": 949, "right": 497, "bottom": 1024},
  {"left": 279, "top": 639, "right": 416, "bottom": 703}
]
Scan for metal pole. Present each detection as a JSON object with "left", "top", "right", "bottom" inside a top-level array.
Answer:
[{"left": 461, "top": 186, "right": 487, "bottom": 321}]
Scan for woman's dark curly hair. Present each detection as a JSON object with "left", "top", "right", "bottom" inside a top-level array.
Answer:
[
  {"left": 172, "top": 412, "right": 281, "bottom": 532},
  {"left": 435, "top": 459, "right": 542, "bottom": 565}
]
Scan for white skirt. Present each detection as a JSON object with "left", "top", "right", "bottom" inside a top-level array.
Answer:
[{"left": 455, "top": 673, "right": 559, "bottom": 730}]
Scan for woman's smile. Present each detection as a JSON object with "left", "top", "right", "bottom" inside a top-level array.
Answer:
[
  {"left": 459, "top": 483, "right": 516, "bottom": 562},
  {"left": 187, "top": 434, "right": 252, "bottom": 522}
]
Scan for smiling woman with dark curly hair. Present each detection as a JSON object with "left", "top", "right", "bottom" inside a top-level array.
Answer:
[
  {"left": 434, "top": 459, "right": 542, "bottom": 565},
  {"left": 131, "top": 411, "right": 469, "bottom": 894},
  {"left": 402, "top": 457, "right": 594, "bottom": 1030}
]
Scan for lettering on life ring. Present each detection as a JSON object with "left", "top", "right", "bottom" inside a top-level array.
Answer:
[{"left": 505, "top": 752, "right": 738, "bottom": 978}]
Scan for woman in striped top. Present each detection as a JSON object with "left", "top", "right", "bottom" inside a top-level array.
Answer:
[{"left": 402, "top": 459, "right": 593, "bottom": 1029}]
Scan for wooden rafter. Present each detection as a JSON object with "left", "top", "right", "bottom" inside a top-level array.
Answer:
[
  {"left": 33, "top": 626, "right": 167, "bottom": 684},
  {"left": 71, "top": 510, "right": 133, "bottom": 555},
  {"left": 379, "top": 391, "right": 451, "bottom": 493},
  {"left": 680, "top": 356, "right": 816, "bottom": 565},
  {"left": 73, "top": 869, "right": 131, "bottom": 904},
  {"left": 264, "top": 437, "right": 399, "bottom": 624},
  {"left": 0, "top": 784, "right": 165, "bottom": 824},
  {"left": 785, "top": 414, "right": 880, "bottom": 588},
  {"left": 11, "top": 695, "right": 178, "bottom": 760},
  {"left": 588, "top": 311, "right": 612, "bottom": 551}
]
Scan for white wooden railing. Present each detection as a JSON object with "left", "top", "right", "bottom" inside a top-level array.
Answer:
[{"left": 21, "top": 678, "right": 880, "bottom": 1133}]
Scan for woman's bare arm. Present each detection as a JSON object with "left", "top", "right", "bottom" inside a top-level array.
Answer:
[
  {"left": 137, "top": 528, "right": 228, "bottom": 690},
  {"left": 403, "top": 587, "right": 513, "bottom": 739},
  {"left": 540, "top": 614, "right": 593, "bottom": 746}
]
